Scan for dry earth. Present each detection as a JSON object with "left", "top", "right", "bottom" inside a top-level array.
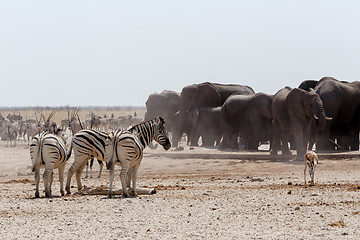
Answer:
[{"left": 0, "top": 141, "right": 359, "bottom": 239}]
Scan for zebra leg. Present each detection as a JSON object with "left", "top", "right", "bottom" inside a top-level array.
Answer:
[
  {"left": 129, "top": 164, "right": 140, "bottom": 197},
  {"left": 58, "top": 165, "right": 65, "bottom": 196},
  {"left": 120, "top": 161, "right": 130, "bottom": 198},
  {"left": 43, "top": 168, "right": 53, "bottom": 198},
  {"left": 76, "top": 161, "right": 88, "bottom": 191},
  {"left": 304, "top": 162, "right": 307, "bottom": 185},
  {"left": 90, "top": 158, "right": 94, "bottom": 178},
  {"left": 108, "top": 161, "right": 115, "bottom": 198},
  {"left": 34, "top": 168, "right": 40, "bottom": 198},
  {"left": 98, "top": 161, "right": 103, "bottom": 178},
  {"left": 66, "top": 155, "right": 88, "bottom": 194},
  {"left": 85, "top": 161, "right": 89, "bottom": 179},
  {"left": 127, "top": 169, "right": 133, "bottom": 189},
  {"left": 49, "top": 171, "right": 54, "bottom": 196}
]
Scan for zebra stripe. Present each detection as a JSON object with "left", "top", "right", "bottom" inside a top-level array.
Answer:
[
  {"left": 30, "top": 131, "right": 72, "bottom": 198},
  {"left": 107, "top": 116, "right": 171, "bottom": 198},
  {"left": 127, "top": 117, "right": 170, "bottom": 149},
  {"left": 65, "top": 129, "right": 109, "bottom": 195}
]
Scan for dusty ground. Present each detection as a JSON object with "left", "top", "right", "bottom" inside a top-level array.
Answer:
[{"left": 0, "top": 141, "right": 359, "bottom": 239}]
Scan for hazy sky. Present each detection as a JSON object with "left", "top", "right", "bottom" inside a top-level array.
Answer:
[{"left": 1, "top": 1, "right": 359, "bottom": 107}]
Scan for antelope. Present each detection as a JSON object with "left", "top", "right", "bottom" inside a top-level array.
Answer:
[{"left": 304, "top": 150, "right": 319, "bottom": 186}]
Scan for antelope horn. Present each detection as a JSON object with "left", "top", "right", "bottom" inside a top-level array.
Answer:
[
  {"left": 47, "top": 109, "right": 57, "bottom": 122},
  {"left": 76, "top": 112, "right": 84, "bottom": 130}
]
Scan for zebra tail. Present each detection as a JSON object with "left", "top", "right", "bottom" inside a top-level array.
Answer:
[
  {"left": 65, "top": 137, "right": 73, "bottom": 161},
  {"left": 31, "top": 137, "right": 43, "bottom": 172}
]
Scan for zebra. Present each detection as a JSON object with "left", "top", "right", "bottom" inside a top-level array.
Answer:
[
  {"left": 65, "top": 129, "right": 109, "bottom": 195},
  {"left": 30, "top": 131, "right": 73, "bottom": 198},
  {"left": 106, "top": 116, "right": 171, "bottom": 198}
]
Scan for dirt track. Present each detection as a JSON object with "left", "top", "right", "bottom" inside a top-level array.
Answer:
[{"left": 0, "top": 142, "right": 359, "bottom": 239}]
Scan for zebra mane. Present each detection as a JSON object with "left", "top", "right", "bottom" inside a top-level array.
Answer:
[
  {"left": 127, "top": 117, "right": 163, "bottom": 147},
  {"left": 128, "top": 117, "right": 163, "bottom": 132}
]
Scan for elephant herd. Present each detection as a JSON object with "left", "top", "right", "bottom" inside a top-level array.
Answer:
[{"left": 144, "top": 77, "right": 360, "bottom": 160}]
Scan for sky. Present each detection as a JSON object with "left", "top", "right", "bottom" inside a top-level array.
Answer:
[{"left": 1, "top": 0, "right": 359, "bottom": 107}]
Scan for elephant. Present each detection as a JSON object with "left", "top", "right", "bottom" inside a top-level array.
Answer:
[
  {"left": 314, "top": 77, "right": 360, "bottom": 151},
  {"left": 190, "top": 107, "right": 222, "bottom": 147},
  {"left": 144, "top": 90, "right": 181, "bottom": 148},
  {"left": 174, "top": 82, "right": 255, "bottom": 147},
  {"left": 298, "top": 80, "right": 318, "bottom": 91},
  {"left": 270, "top": 86, "right": 330, "bottom": 160},
  {"left": 219, "top": 92, "right": 273, "bottom": 150}
]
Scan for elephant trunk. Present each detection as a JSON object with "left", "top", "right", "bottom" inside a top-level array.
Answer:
[{"left": 313, "top": 106, "right": 327, "bottom": 131}]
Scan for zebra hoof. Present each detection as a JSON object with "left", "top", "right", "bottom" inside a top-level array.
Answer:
[{"left": 151, "top": 189, "right": 157, "bottom": 195}]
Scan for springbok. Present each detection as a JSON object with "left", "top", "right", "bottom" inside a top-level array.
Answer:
[{"left": 304, "top": 150, "right": 319, "bottom": 186}]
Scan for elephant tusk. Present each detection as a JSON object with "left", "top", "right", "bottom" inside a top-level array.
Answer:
[
  {"left": 325, "top": 117, "right": 332, "bottom": 120},
  {"left": 313, "top": 115, "right": 319, "bottom": 120}
]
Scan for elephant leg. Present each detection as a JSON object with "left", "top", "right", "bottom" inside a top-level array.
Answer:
[
  {"left": 347, "top": 128, "right": 359, "bottom": 151},
  {"left": 219, "top": 128, "right": 232, "bottom": 149},
  {"left": 316, "top": 130, "right": 333, "bottom": 151},
  {"left": 232, "top": 133, "right": 240, "bottom": 149},
  {"left": 291, "top": 123, "right": 306, "bottom": 161},
  {"left": 303, "top": 122, "right": 312, "bottom": 151},
  {"left": 280, "top": 130, "right": 291, "bottom": 155},
  {"left": 351, "top": 134, "right": 359, "bottom": 151},
  {"left": 270, "top": 122, "right": 281, "bottom": 155},
  {"left": 246, "top": 130, "right": 259, "bottom": 150},
  {"left": 190, "top": 130, "right": 200, "bottom": 146}
]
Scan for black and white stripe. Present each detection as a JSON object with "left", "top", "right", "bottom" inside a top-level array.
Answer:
[
  {"left": 106, "top": 116, "right": 171, "bottom": 198},
  {"left": 65, "top": 129, "right": 109, "bottom": 195},
  {"left": 30, "top": 131, "right": 73, "bottom": 198}
]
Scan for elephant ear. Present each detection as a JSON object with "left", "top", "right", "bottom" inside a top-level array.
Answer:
[
  {"left": 286, "top": 88, "right": 306, "bottom": 121},
  {"left": 197, "top": 83, "right": 222, "bottom": 108}
]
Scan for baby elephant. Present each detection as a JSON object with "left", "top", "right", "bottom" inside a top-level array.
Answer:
[{"left": 304, "top": 150, "right": 319, "bottom": 186}]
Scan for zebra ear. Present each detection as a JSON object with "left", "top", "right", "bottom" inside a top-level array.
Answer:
[{"left": 158, "top": 117, "right": 165, "bottom": 124}]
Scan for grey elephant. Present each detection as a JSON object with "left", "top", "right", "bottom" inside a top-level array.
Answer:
[
  {"left": 314, "top": 77, "right": 360, "bottom": 151},
  {"left": 298, "top": 80, "right": 318, "bottom": 91},
  {"left": 145, "top": 90, "right": 181, "bottom": 148},
  {"left": 271, "top": 86, "right": 330, "bottom": 160},
  {"left": 220, "top": 92, "right": 273, "bottom": 150},
  {"left": 174, "top": 82, "right": 255, "bottom": 146},
  {"left": 190, "top": 107, "right": 222, "bottom": 147}
]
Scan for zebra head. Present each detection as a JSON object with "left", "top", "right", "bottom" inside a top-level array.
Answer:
[
  {"left": 105, "top": 132, "right": 116, "bottom": 168},
  {"left": 153, "top": 117, "right": 171, "bottom": 150}
]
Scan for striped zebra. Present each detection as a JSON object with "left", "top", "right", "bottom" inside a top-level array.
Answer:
[
  {"left": 106, "top": 116, "right": 171, "bottom": 198},
  {"left": 65, "top": 129, "right": 109, "bottom": 195},
  {"left": 30, "top": 132, "right": 73, "bottom": 198}
]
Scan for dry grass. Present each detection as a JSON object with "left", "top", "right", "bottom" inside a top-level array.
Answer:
[{"left": 0, "top": 107, "right": 146, "bottom": 124}]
